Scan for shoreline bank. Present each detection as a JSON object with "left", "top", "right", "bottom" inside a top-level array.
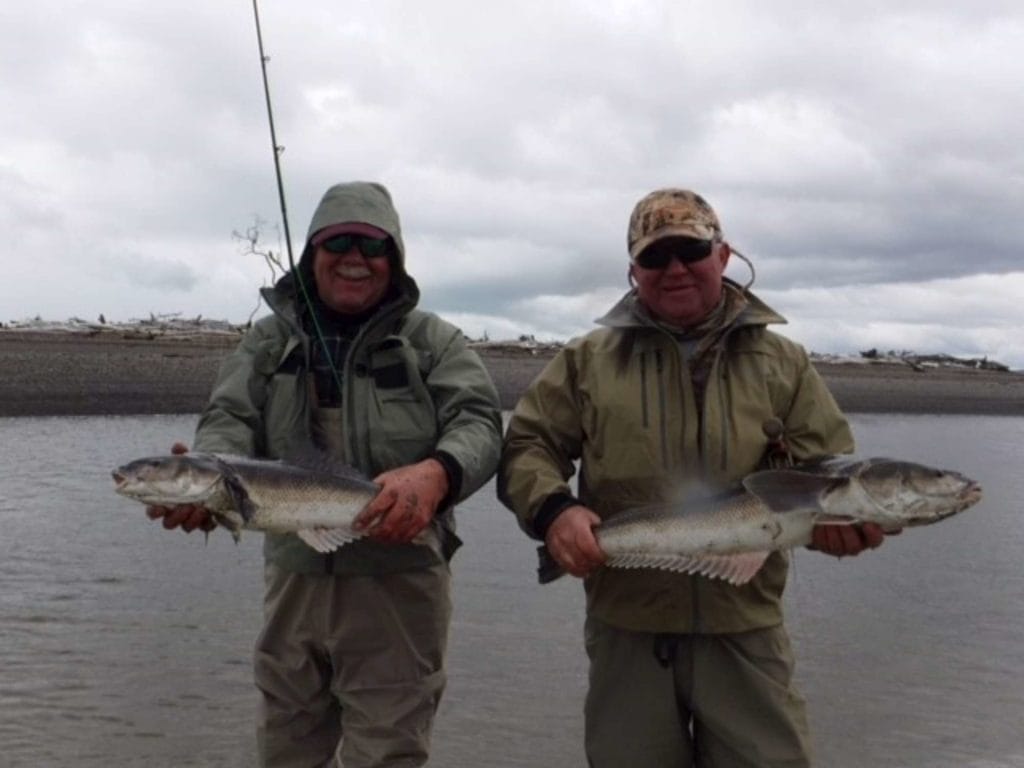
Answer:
[{"left": 1, "top": 330, "right": 1023, "bottom": 417}]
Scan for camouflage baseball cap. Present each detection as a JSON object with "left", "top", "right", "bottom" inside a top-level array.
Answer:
[{"left": 627, "top": 188, "right": 722, "bottom": 259}]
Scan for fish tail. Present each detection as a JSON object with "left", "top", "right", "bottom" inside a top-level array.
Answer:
[{"left": 537, "top": 545, "right": 567, "bottom": 584}]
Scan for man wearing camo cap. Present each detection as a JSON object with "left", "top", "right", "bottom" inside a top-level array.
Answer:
[{"left": 499, "top": 188, "right": 895, "bottom": 766}]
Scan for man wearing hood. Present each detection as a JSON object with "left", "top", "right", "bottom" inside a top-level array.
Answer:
[
  {"left": 150, "top": 181, "right": 502, "bottom": 767},
  {"left": 498, "top": 188, "right": 894, "bottom": 766}
]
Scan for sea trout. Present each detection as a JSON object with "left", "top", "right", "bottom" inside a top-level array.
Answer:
[
  {"left": 539, "top": 457, "right": 982, "bottom": 585},
  {"left": 112, "top": 452, "right": 382, "bottom": 553}
]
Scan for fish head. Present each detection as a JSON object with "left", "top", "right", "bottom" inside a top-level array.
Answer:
[
  {"left": 111, "top": 455, "right": 222, "bottom": 506},
  {"left": 854, "top": 460, "right": 983, "bottom": 527}
]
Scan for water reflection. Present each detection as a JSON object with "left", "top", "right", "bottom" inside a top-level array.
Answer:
[{"left": 0, "top": 414, "right": 1022, "bottom": 767}]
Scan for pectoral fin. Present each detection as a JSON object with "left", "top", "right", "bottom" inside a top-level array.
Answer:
[
  {"left": 297, "top": 527, "right": 360, "bottom": 554},
  {"left": 214, "top": 457, "right": 256, "bottom": 526}
]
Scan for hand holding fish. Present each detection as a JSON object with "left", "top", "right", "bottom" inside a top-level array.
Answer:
[
  {"left": 143, "top": 442, "right": 217, "bottom": 534},
  {"left": 354, "top": 458, "right": 450, "bottom": 544},
  {"left": 545, "top": 505, "right": 606, "bottom": 578},
  {"left": 809, "top": 521, "right": 889, "bottom": 557}
]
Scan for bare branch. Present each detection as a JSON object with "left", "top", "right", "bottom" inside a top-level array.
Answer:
[{"left": 233, "top": 216, "right": 286, "bottom": 323}]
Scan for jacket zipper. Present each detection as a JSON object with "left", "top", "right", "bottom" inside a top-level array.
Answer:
[
  {"left": 655, "top": 350, "right": 670, "bottom": 471},
  {"left": 640, "top": 352, "right": 649, "bottom": 429}
]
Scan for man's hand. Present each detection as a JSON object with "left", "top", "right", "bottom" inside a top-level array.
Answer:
[
  {"left": 144, "top": 442, "right": 216, "bottom": 533},
  {"left": 354, "top": 458, "right": 449, "bottom": 544},
  {"left": 545, "top": 505, "right": 606, "bottom": 579},
  {"left": 809, "top": 522, "right": 895, "bottom": 557}
]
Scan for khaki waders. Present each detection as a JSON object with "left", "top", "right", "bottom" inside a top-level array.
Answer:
[
  {"left": 584, "top": 616, "right": 812, "bottom": 767},
  {"left": 255, "top": 563, "right": 451, "bottom": 767}
]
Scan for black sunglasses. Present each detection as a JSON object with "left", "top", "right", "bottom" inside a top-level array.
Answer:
[
  {"left": 634, "top": 236, "right": 715, "bottom": 269},
  {"left": 320, "top": 234, "right": 391, "bottom": 259}
]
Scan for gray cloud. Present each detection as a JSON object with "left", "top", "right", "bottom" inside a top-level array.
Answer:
[{"left": 1, "top": 0, "right": 1022, "bottom": 366}]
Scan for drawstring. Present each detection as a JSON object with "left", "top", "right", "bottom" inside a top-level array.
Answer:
[
  {"left": 762, "top": 417, "right": 794, "bottom": 468},
  {"left": 731, "top": 247, "right": 756, "bottom": 290},
  {"left": 653, "top": 633, "right": 682, "bottom": 668}
]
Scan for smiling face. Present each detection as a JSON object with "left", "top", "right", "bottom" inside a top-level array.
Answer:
[
  {"left": 312, "top": 243, "right": 392, "bottom": 314},
  {"left": 630, "top": 240, "right": 731, "bottom": 326}
]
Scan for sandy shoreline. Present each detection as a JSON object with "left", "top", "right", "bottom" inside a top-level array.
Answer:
[{"left": 1, "top": 330, "right": 1023, "bottom": 417}]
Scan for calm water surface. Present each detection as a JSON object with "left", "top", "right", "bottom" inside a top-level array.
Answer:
[{"left": 0, "top": 414, "right": 1022, "bottom": 767}]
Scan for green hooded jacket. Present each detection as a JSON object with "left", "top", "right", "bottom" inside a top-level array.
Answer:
[
  {"left": 194, "top": 181, "right": 502, "bottom": 574},
  {"left": 498, "top": 280, "right": 854, "bottom": 633}
]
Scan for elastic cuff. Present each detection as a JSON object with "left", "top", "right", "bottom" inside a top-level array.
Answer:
[
  {"left": 532, "top": 492, "right": 582, "bottom": 541},
  {"left": 430, "top": 450, "right": 463, "bottom": 510}
]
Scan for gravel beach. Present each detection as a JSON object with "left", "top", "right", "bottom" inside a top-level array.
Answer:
[{"left": 1, "top": 329, "right": 1022, "bottom": 417}]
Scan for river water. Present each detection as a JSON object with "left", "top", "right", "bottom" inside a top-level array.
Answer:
[{"left": 0, "top": 414, "right": 1022, "bottom": 767}]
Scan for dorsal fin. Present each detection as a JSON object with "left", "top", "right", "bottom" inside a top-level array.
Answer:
[
  {"left": 742, "top": 469, "right": 846, "bottom": 514},
  {"left": 281, "top": 445, "right": 376, "bottom": 485}
]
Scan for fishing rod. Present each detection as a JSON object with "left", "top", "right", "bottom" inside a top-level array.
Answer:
[
  {"left": 251, "top": 0, "right": 295, "bottom": 271},
  {"left": 250, "top": 0, "right": 346, "bottom": 401}
]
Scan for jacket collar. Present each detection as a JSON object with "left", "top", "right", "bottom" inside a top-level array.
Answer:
[
  {"left": 260, "top": 268, "right": 420, "bottom": 341},
  {"left": 595, "top": 277, "right": 786, "bottom": 334}
]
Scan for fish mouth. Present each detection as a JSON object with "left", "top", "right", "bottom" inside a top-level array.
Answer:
[
  {"left": 960, "top": 481, "right": 983, "bottom": 509},
  {"left": 934, "top": 482, "right": 983, "bottom": 521}
]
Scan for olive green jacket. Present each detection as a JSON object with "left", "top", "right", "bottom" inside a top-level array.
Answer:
[
  {"left": 194, "top": 182, "right": 502, "bottom": 574},
  {"left": 498, "top": 281, "right": 854, "bottom": 633}
]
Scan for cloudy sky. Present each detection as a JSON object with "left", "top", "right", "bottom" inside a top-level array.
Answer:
[{"left": 2, "top": 1, "right": 1022, "bottom": 366}]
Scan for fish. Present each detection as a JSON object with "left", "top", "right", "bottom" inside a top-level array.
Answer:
[
  {"left": 538, "top": 457, "right": 983, "bottom": 585},
  {"left": 112, "top": 452, "right": 382, "bottom": 553}
]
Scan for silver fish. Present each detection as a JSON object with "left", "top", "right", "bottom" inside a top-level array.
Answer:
[
  {"left": 539, "top": 457, "right": 982, "bottom": 585},
  {"left": 112, "top": 453, "right": 382, "bottom": 553}
]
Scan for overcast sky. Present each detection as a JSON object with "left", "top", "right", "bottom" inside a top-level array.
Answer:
[{"left": 2, "top": 1, "right": 1022, "bottom": 366}]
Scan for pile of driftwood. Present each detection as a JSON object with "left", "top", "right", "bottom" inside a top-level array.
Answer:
[
  {"left": 857, "top": 348, "right": 1010, "bottom": 372},
  {"left": 0, "top": 314, "right": 246, "bottom": 341}
]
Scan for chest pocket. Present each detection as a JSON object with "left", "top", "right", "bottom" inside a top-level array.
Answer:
[
  {"left": 367, "top": 338, "right": 437, "bottom": 467},
  {"left": 251, "top": 337, "right": 306, "bottom": 457}
]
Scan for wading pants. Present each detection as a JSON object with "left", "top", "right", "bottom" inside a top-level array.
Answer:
[
  {"left": 255, "top": 562, "right": 451, "bottom": 768},
  {"left": 584, "top": 617, "right": 812, "bottom": 768}
]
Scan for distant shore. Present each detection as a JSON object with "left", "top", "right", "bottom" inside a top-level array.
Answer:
[{"left": 1, "top": 329, "right": 1023, "bottom": 417}]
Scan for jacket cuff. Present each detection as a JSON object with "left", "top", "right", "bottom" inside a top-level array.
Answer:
[
  {"left": 532, "top": 492, "right": 582, "bottom": 541},
  {"left": 430, "top": 450, "right": 463, "bottom": 510}
]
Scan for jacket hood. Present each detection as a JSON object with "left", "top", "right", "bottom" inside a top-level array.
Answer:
[
  {"left": 303, "top": 181, "right": 407, "bottom": 267},
  {"left": 595, "top": 277, "right": 786, "bottom": 332},
  {"left": 277, "top": 181, "right": 419, "bottom": 318}
]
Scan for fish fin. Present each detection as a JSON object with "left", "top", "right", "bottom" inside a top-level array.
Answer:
[
  {"left": 742, "top": 470, "right": 846, "bottom": 513},
  {"left": 212, "top": 458, "right": 257, "bottom": 525},
  {"left": 209, "top": 510, "right": 245, "bottom": 541},
  {"left": 282, "top": 445, "right": 379, "bottom": 487},
  {"left": 296, "top": 527, "right": 360, "bottom": 554},
  {"left": 537, "top": 545, "right": 567, "bottom": 584},
  {"left": 606, "top": 550, "right": 770, "bottom": 586}
]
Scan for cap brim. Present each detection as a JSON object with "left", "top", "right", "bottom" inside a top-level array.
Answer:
[
  {"left": 311, "top": 222, "right": 390, "bottom": 246},
  {"left": 629, "top": 225, "right": 718, "bottom": 259}
]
